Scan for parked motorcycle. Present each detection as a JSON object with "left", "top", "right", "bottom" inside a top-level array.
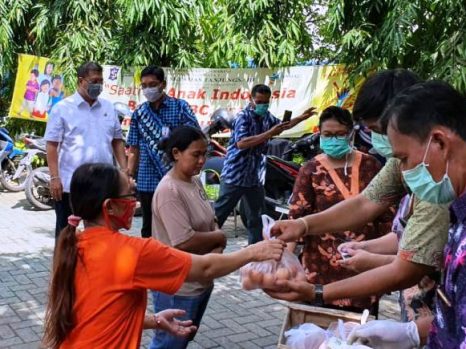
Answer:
[
  {"left": 201, "top": 109, "right": 321, "bottom": 221},
  {"left": 23, "top": 136, "right": 52, "bottom": 210},
  {"left": 0, "top": 127, "right": 30, "bottom": 191}
]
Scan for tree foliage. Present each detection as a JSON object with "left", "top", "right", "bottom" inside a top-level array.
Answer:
[
  {"left": 0, "top": 0, "right": 464, "bottom": 124},
  {"left": 324, "top": 0, "right": 466, "bottom": 91}
]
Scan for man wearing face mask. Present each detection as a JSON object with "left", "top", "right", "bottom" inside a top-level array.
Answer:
[
  {"left": 45, "top": 62, "right": 127, "bottom": 239},
  {"left": 347, "top": 81, "right": 466, "bottom": 349},
  {"left": 127, "top": 66, "right": 200, "bottom": 238},
  {"left": 214, "top": 84, "right": 315, "bottom": 244},
  {"left": 265, "top": 70, "right": 449, "bottom": 324}
]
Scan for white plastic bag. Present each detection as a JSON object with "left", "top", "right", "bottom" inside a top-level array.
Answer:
[
  {"left": 285, "top": 323, "right": 327, "bottom": 349},
  {"left": 240, "top": 215, "right": 306, "bottom": 290},
  {"left": 321, "top": 319, "right": 373, "bottom": 349}
]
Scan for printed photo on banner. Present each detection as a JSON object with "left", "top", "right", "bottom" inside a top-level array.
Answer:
[
  {"left": 9, "top": 53, "right": 357, "bottom": 137},
  {"left": 10, "top": 54, "right": 65, "bottom": 122}
]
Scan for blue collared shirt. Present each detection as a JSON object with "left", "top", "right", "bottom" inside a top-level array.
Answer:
[
  {"left": 221, "top": 107, "right": 280, "bottom": 187},
  {"left": 127, "top": 96, "right": 200, "bottom": 192}
]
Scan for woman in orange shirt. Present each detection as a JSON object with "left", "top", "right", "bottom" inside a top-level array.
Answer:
[{"left": 42, "top": 163, "right": 285, "bottom": 349}]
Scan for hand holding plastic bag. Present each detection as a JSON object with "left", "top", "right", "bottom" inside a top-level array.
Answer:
[{"left": 240, "top": 215, "right": 306, "bottom": 290}]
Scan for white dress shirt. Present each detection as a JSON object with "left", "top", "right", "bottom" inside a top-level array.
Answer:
[{"left": 44, "top": 92, "right": 123, "bottom": 192}]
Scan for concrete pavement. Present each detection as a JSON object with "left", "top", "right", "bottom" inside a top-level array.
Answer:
[{"left": 0, "top": 190, "right": 399, "bottom": 348}]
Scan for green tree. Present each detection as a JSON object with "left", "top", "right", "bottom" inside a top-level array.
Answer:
[
  {"left": 0, "top": 0, "right": 320, "bottom": 126},
  {"left": 324, "top": 0, "right": 466, "bottom": 91}
]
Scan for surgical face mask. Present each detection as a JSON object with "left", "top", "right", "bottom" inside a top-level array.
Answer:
[
  {"left": 371, "top": 131, "right": 393, "bottom": 158},
  {"left": 402, "top": 136, "right": 456, "bottom": 204},
  {"left": 103, "top": 198, "right": 137, "bottom": 230},
  {"left": 87, "top": 83, "right": 103, "bottom": 100},
  {"left": 254, "top": 103, "right": 269, "bottom": 116},
  {"left": 143, "top": 87, "right": 163, "bottom": 102},
  {"left": 320, "top": 136, "right": 352, "bottom": 159}
]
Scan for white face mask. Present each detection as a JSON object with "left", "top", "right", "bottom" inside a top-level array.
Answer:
[{"left": 143, "top": 87, "right": 163, "bottom": 102}]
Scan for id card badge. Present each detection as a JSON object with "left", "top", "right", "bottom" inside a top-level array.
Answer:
[{"left": 162, "top": 126, "right": 170, "bottom": 138}]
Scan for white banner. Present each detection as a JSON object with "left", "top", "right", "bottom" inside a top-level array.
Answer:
[{"left": 101, "top": 65, "right": 357, "bottom": 137}]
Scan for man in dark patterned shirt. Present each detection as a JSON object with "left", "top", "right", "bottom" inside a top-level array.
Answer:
[
  {"left": 347, "top": 81, "right": 466, "bottom": 348},
  {"left": 214, "top": 84, "right": 314, "bottom": 244}
]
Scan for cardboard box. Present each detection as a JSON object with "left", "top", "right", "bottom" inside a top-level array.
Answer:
[{"left": 277, "top": 302, "right": 374, "bottom": 349}]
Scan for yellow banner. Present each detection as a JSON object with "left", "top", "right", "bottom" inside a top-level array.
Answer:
[
  {"left": 9, "top": 54, "right": 65, "bottom": 122},
  {"left": 10, "top": 54, "right": 359, "bottom": 137}
]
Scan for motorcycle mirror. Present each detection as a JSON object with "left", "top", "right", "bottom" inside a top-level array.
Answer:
[{"left": 211, "top": 108, "right": 235, "bottom": 130}]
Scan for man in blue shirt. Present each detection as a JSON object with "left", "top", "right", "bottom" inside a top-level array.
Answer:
[
  {"left": 127, "top": 66, "right": 200, "bottom": 238},
  {"left": 215, "top": 84, "right": 315, "bottom": 244}
]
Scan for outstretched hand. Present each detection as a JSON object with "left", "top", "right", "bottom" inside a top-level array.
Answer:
[
  {"left": 155, "top": 309, "right": 197, "bottom": 337},
  {"left": 264, "top": 278, "right": 316, "bottom": 302},
  {"left": 270, "top": 219, "right": 306, "bottom": 242}
]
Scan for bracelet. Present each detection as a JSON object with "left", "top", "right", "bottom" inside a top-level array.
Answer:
[
  {"left": 50, "top": 176, "right": 60, "bottom": 181},
  {"left": 298, "top": 217, "right": 309, "bottom": 234},
  {"left": 153, "top": 314, "right": 161, "bottom": 328}
]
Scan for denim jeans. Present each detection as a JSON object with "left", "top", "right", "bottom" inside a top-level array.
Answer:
[
  {"left": 214, "top": 182, "right": 265, "bottom": 244},
  {"left": 149, "top": 286, "right": 213, "bottom": 349}
]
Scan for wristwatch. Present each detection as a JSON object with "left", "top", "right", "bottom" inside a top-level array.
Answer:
[{"left": 313, "top": 284, "right": 324, "bottom": 306}]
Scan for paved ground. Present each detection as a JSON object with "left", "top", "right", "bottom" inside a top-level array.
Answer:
[{"left": 0, "top": 190, "right": 400, "bottom": 349}]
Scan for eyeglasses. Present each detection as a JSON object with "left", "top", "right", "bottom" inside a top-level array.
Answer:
[
  {"left": 320, "top": 134, "right": 350, "bottom": 140},
  {"left": 82, "top": 78, "right": 104, "bottom": 85},
  {"left": 141, "top": 82, "right": 162, "bottom": 89}
]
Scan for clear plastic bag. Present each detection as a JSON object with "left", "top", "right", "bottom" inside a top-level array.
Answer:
[
  {"left": 285, "top": 323, "right": 327, "bottom": 349},
  {"left": 285, "top": 320, "right": 373, "bottom": 349},
  {"left": 240, "top": 215, "right": 306, "bottom": 290}
]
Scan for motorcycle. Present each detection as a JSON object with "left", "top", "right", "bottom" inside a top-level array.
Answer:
[
  {"left": 201, "top": 109, "right": 321, "bottom": 222},
  {"left": 0, "top": 127, "right": 30, "bottom": 191},
  {"left": 23, "top": 136, "right": 52, "bottom": 210}
]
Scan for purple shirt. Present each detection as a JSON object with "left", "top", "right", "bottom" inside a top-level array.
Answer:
[
  {"left": 24, "top": 80, "right": 39, "bottom": 101},
  {"left": 428, "top": 193, "right": 466, "bottom": 348}
]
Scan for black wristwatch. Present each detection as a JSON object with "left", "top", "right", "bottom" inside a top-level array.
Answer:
[{"left": 313, "top": 284, "right": 324, "bottom": 306}]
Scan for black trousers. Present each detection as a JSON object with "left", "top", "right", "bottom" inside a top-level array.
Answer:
[
  {"left": 54, "top": 193, "right": 72, "bottom": 240},
  {"left": 139, "top": 191, "right": 154, "bottom": 238}
]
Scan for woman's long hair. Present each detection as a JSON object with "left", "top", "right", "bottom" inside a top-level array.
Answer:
[{"left": 42, "top": 163, "right": 121, "bottom": 348}]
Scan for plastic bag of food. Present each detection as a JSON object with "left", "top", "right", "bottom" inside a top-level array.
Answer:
[
  {"left": 320, "top": 319, "right": 373, "bottom": 349},
  {"left": 285, "top": 323, "right": 327, "bottom": 349},
  {"left": 240, "top": 215, "right": 306, "bottom": 290}
]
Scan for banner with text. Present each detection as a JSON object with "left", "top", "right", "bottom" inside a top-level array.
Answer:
[
  {"left": 10, "top": 54, "right": 357, "bottom": 137},
  {"left": 101, "top": 65, "right": 357, "bottom": 137}
]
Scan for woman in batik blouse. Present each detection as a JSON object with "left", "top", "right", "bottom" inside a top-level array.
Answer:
[{"left": 288, "top": 106, "right": 394, "bottom": 313}]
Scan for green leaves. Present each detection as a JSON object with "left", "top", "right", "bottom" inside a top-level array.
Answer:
[{"left": 324, "top": 0, "right": 466, "bottom": 92}]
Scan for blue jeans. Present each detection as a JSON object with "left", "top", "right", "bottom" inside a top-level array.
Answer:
[
  {"left": 214, "top": 182, "right": 265, "bottom": 244},
  {"left": 149, "top": 286, "right": 213, "bottom": 349}
]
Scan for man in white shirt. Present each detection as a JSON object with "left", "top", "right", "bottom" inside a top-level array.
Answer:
[{"left": 44, "top": 62, "right": 127, "bottom": 239}]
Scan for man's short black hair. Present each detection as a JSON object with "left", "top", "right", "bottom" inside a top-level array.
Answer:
[
  {"left": 31, "top": 69, "right": 39, "bottom": 77},
  {"left": 381, "top": 80, "right": 466, "bottom": 142},
  {"left": 51, "top": 75, "right": 62, "bottom": 83},
  {"left": 77, "top": 62, "right": 102, "bottom": 78},
  {"left": 353, "top": 69, "right": 420, "bottom": 122},
  {"left": 141, "top": 66, "right": 165, "bottom": 81},
  {"left": 251, "top": 84, "right": 271, "bottom": 97}
]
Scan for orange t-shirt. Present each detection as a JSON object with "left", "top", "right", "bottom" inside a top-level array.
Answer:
[{"left": 60, "top": 227, "right": 192, "bottom": 349}]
